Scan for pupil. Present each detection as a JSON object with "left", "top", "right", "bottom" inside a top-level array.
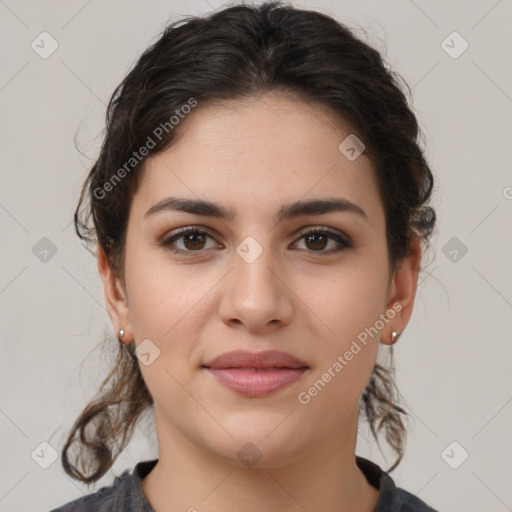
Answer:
[
  {"left": 185, "top": 233, "right": 205, "bottom": 250},
  {"left": 306, "top": 233, "right": 326, "bottom": 250}
]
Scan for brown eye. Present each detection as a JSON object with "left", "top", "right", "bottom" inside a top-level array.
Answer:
[
  {"left": 294, "top": 228, "right": 353, "bottom": 253},
  {"left": 160, "top": 226, "right": 352, "bottom": 256},
  {"left": 304, "top": 232, "right": 328, "bottom": 251},
  {"left": 181, "top": 231, "right": 207, "bottom": 250},
  {"left": 160, "top": 227, "right": 218, "bottom": 255}
]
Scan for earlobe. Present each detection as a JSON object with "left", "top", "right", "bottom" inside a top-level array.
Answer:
[
  {"left": 381, "top": 235, "right": 422, "bottom": 345},
  {"left": 97, "top": 245, "right": 132, "bottom": 342}
]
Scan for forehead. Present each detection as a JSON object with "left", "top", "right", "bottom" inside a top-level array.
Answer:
[{"left": 132, "top": 93, "right": 384, "bottom": 228}]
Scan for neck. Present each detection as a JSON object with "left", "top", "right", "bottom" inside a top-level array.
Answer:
[{"left": 141, "top": 405, "right": 379, "bottom": 512}]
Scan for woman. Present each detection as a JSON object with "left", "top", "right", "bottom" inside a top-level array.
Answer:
[{"left": 52, "top": 1, "right": 438, "bottom": 510}]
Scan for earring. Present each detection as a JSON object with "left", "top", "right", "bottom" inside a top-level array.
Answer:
[
  {"left": 118, "top": 328, "right": 137, "bottom": 360},
  {"left": 391, "top": 330, "right": 402, "bottom": 343}
]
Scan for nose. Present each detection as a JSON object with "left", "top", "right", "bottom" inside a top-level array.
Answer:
[{"left": 218, "top": 242, "right": 294, "bottom": 335}]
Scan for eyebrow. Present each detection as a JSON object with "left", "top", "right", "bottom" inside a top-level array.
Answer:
[{"left": 144, "top": 196, "right": 369, "bottom": 223}]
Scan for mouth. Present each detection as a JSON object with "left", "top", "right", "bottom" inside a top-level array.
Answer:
[
  {"left": 204, "top": 367, "right": 301, "bottom": 371},
  {"left": 202, "top": 349, "right": 309, "bottom": 370},
  {"left": 201, "top": 350, "right": 309, "bottom": 398}
]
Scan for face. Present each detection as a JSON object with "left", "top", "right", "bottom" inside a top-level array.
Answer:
[{"left": 100, "top": 92, "right": 419, "bottom": 469}]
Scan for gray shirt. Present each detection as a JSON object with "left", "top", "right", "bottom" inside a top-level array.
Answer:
[{"left": 50, "top": 456, "right": 438, "bottom": 511}]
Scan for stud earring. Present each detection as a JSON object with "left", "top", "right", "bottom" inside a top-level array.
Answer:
[
  {"left": 391, "top": 330, "right": 402, "bottom": 343},
  {"left": 118, "top": 328, "right": 137, "bottom": 360}
]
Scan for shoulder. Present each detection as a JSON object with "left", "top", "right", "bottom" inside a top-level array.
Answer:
[
  {"left": 394, "top": 487, "right": 439, "bottom": 511},
  {"left": 356, "top": 456, "right": 439, "bottom": 512},
  {"left": 49, "top": 460, "right": 157, "bottom": 512},
  {"left": 50, "top": 459, "right": 158, "bottom": 512},
  {"left": 49, "top": 471, "right": 131, "bottom": 512}
]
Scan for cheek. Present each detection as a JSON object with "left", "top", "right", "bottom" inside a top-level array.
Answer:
[
  {"left": 125, "top": 242, "right": 201, "bottom": 337},
  {"left": 300, "top": 258, "right": 389, "bottom": 346},
  {"left": 294, "top": 261, "right": 388, "bottom": 406},
  {"left": 124, "top": 244, "right": 218, "bottom": 389}
]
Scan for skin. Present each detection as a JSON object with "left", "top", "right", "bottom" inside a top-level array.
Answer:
[{"left": 98, "top": 92, "right": 421, "bottom": 512}]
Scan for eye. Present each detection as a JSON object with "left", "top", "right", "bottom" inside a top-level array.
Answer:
[
  {"left": 160, "top": 226, "right": 219, "bottom": 255},
  {"left": 293, "top": 227, "right": 353, "bottom": 253},
  {"left": 160, "top": 225, "right": 353, "bottom": 256}
]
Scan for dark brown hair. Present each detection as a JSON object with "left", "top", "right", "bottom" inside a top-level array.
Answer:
[{"left": 63, "top": 0, "right": 436, "bottom": 484}]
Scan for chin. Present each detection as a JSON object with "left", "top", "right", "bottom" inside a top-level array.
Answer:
[{"left": 201, "top": 417, "right": 310, "bottom": 470}]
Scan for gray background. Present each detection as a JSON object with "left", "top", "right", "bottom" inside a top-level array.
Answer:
[{"left": 1, "top": 1, "right": 511, "bottom": 511}]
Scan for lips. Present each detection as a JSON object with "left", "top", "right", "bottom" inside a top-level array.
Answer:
[
  {"left": 202, "top": 350, "right": 309, "bottom": 370},
  {"left": 202, "top": 350, "right": 309, "bottom": 398}
]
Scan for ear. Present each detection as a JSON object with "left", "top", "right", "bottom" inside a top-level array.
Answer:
[
  {"left": 97, "top": 244, "right": 132, "bottom": 343},
  {"left": 380, "top": 234, "right": 422, "bottom": 345}
]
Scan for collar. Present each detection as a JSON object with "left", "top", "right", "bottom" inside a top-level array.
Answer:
[{"left": 128, "top": 456, "right": 401, "bottom": 512}]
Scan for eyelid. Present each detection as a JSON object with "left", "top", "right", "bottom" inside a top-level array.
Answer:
[
  {"left": 160, "top": 225, "right": 219, "bottom": 248},
  {"left": 159, "top": 224, "right": 353, "bottom": 254},
  {"left": 294, "top": 225, "right": 351, "bottom": 242},
  {"left": 292, "top": 226, "right": 354, "bottom": 252}
]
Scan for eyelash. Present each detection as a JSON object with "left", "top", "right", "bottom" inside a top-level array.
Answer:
[{"left": 159, "top": 225, "right": 353, "bottom": 256}]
